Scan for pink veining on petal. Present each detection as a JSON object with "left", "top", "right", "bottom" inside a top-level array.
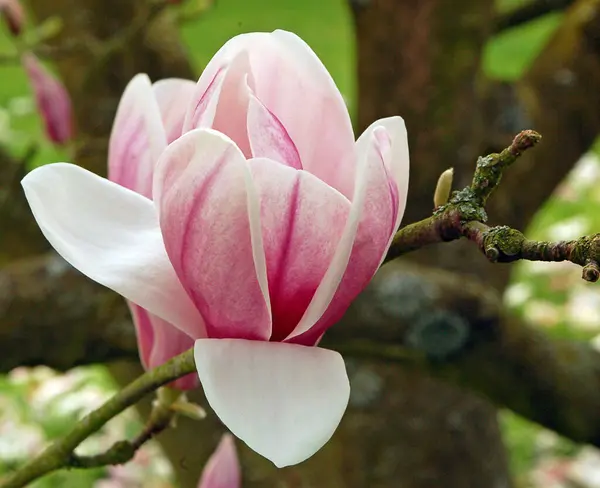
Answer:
[
  {"left": 155, "top": 129, "right": 271, "bottom": 341},
  {"left": 183, "top": 66, "right": 226, "bottom": 133},
  {"left": 248, "top": 158, "right": 349, "bottom": 341},
  {"left": 22, "top": 53, "right": 73, "bottom": 145},
  {"left": 287, "top": 126, "right": 398, "bottom": 346},
  {"left": 247, "top": 90, "right": 302, "bottom": 169},
  {"left": 247, "top": 31, "right": 356, "bottom": 198}
]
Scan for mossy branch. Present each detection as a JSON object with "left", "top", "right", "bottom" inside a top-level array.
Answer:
[
  {"left": 0, "top": 350, "right": 195, "bottom": 488},
  {"left": 384, "top": 130, "right": 600, "bottom": 282}
]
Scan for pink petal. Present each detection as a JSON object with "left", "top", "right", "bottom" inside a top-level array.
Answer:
[
  {"left": 154, "top": 129, "right": 270, "bottom": 341},
  {"left": 197, "top": 434, "right": 241, "bottom": 488},
  {"left": 252, "top": 30, "right": 356, "bottom": 197},
  {"left": 246, "top": 90, "right": 302, "bottom": 169},
  {"left": 194, "top": 339, "right": 350, "bottom": 468},
  {"left": 108, "top": 74, "right": 167, "bottom": 198},
  {"left": 182, "top": 66, "right": 226, "bottom": 133},
  {"left": 22, "top": 53, "right": 73, "bottom": 146},
  {"left": 248, "top": 158, "right": 350, "bottom": 341},
  {"left": 184, "top": 51, "right": 253, "bottom": 157},
  {"left": 286, "top": 118, "right": 409, "bottom": 345},
  {"left": 130, "top": 304, "right": 199, "bottom": 390},
  {"left": 152, "top": 78, "right": 197, "bottom": 144},
  {"left": 184, "top": 31, "right": 355, "bottom": 195},
  {"left": 0, "top": 0, "right": 24, "bottom": 36},
  {"left": 21, "top": 163, "right": 204, "bottom": 338}
]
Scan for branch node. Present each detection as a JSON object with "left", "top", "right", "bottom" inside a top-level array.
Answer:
[{"left": 582, "top": 261, "right": 600, "bottom": 283}]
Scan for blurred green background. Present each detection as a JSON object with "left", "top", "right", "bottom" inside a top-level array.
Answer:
[{"left": 1, "top": 0, "right": 599, "bottom": 486}]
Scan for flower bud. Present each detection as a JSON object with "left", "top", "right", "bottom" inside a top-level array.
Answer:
[{"left": 22, "top": 53, "right": 73, "bottom": 145}]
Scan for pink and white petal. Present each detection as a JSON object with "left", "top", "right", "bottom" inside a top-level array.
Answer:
[
  {"left": 183, "top": 33, "right": 271, "bottom": 134},
  {"left": 108, "top": 73, "right": 167, "bottom": 198},
  {"left": 184, "top": 51, "right": 254, "bottom": 158},
  {"left": 155, "top": 129, "right": 270, "bottom": 341},
  {"left": 22, "top": 163, "right": 204, "bottom": 337},
  {"left": 252, "top": 30, "right": 356, "bottom": 197},
  {"left": 182, "top": 66, "right": 226, "bottom": 133},
  {"left": 130, "top": 304, "right": 199, "bottom": 390},
  {"left": 184, "top": 31, "right": 355, "bottom": 195},
  {"left": 210, "top": 53, "right": 254, "bottom": 157},
  {"left": 194, "top": 339, "right": 350, "bottom": 468},
  {"left": 152, "top": 78, "right": 196, "bottom": 143},
  {"left": 365, "top": 116, "right": 409, "bottom": 233},
  {"left": 197, "top": 434, "right": 241, "bottom": 488},
  {"left": 249, "top": 158, "right": 349, "bottom": 341},
  {"left": 128, "top": 303, "right": 155, "bottom": 370},
  {"left": 286, "top": 124, "right": 398, "bottom": 344},
  {"left": 147, "top": 311, "right": 199, "bottom": 390},
  {"left": 246, "top": 90, "right": 301, "bottom": 169}
]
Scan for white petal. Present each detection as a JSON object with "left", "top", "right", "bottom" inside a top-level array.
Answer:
[
  {"left": 21, "top": 163, "right": 204, "bottom": 336},
  {"left": 194, "top": 339, "right": 349, "bottom": 467}
]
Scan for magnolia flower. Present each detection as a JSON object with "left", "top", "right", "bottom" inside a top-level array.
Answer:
[
  {"left": 197, "top": 434, "right": 241, "bottom": 488},
  {"left": 22, "top": 53, "right": 73, "bottom": 145},
  {"left": 22, "top": 30, "right": 409, "bottom": 467}
]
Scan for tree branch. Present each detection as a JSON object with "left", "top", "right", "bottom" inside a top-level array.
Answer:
[
  {"left": 384, "top": 130, "right": 600, "bottom": 281},
  {"left": 0, "top": 353, "right": 194, "bottom": 488}
]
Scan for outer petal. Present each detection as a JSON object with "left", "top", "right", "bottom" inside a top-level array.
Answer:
[
  {"left": 184, "top": 31, "right": 355, "bottom": 196},
  {"left": 130, "top": 305, "right": 199, "bottom": 390},
  {"left": 287, "top": 118, "right": 409, "bottom": 344},
  {"left": 21, "top": 163, "right": 204, "bottom": 337},
  {"left": 248, "top": 158, "right": 350, "bottom": 341},
  {"left": 197, "top": 434, "right": 241, "bottom": 488},
  {"left": 155, "top": 129, "right": 270, "bottom": 341},
  {"left": 152, "top": 78, "right": 196, "bottom": 143},
  {"left": 194, "top": 339, "right": 350, "bottom": 468},
  {"left": 108, "top": 73, "right": 167, "bottom": 198}
]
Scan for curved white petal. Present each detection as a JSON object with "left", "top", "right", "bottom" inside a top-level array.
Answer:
[
  {"left": 362, "top": 116, "right": 409, "bottom": 233},
  {"left": 21, "top": 163, "right": 204, "bottom": 336},
  {"left": 194, "top": 339, "right": 349, "bottom": 468},
  {"left": 108, "top": 73, "right": 167, "bottom": 198}
]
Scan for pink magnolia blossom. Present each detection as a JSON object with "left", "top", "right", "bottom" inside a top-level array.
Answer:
[
  {"left": 108, "top": 74, "right": 198, "bottom": 390},
  {"left": 21, "top": 30, "right": 409, "bottom": 467},
  {"left": 0, "top": 0, "right": 23, "bottom": 35},
  {"left": 22, "top": 53, "right": 73, "bottom": 145},
  {"left": 197, "top": 434, "right": 241, "bottom": 488}
]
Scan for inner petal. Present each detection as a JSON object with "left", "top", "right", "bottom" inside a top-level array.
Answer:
[{"left": 248, "top": 158, "right": 350, "bottom": 341}]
